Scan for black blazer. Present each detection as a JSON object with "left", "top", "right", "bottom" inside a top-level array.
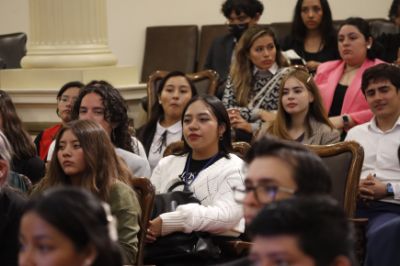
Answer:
[{"left": 204, "top": 34, "right": 236, "bottom": 82}]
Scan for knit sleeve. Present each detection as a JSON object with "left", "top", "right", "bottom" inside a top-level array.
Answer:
[{"left": 159, "top": 158, "right": 245, "bottom": 236}]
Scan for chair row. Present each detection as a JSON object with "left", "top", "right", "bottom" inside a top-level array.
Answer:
[
  {"left": 141, "top": 18, "right": 396, "bottom": 83},
  {"left": 132, "top": 140, "right": 365, "bottom": 265}
]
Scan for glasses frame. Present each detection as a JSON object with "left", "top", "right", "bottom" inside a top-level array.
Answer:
[{"left": 233, "top": 183, "right": 295, "bottom": 204}]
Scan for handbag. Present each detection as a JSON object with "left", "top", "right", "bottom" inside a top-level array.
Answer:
[{"left": 144, "top": 181, "right": 221, "bottom": 264}]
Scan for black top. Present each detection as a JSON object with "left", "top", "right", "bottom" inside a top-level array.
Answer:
[
  {"left": 281, "top": 35, "right": 340, "bottom": 64},
  {"left": 204, "top": 34, "right": 236, "bottom": 82},
  {"left": 180, "top": 153, "right": 224, "bottom": 188},
  {"left": 376, "top": 33, "right": 400, "bottom": 63},
  {"left": 0, "top": 186, "right": 27, "bottom": 266},
  {"left": 12, "top": 156, "right": 45, "bottom": 184},
  {"left": 329, "top": 83, "right": 348, "bottom": 117}
]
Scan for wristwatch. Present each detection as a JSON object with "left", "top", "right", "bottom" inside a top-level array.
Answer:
[
  {"left": 342, "top": 114, "right": 350, "bottom": 130},
  {"left": 387, "top": 183, "right": 394, "bottom": 196}
]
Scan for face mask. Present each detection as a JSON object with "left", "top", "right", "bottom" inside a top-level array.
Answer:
[{"left": 228, "top": 23, "right": 249, "bottom": 40}]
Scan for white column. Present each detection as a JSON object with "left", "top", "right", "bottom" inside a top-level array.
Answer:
[{"left": 21, "top": 0, "right": 117, "bottom": 68}]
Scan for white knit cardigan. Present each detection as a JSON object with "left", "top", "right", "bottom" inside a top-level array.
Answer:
[{"left": 150, "top": 153, "right": 245, "bottom": 237}]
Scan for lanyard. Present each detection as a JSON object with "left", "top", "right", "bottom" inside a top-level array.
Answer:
[{"left": 180, "top": 153, "right": 220, "bottom": 190}]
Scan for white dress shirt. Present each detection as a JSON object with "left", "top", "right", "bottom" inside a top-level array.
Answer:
[
  {"left": 148, "top": 120, "right": 182, "bottom": 171},
  {"left": 346, "top": 116, "right": 400, "bottom": 202}
]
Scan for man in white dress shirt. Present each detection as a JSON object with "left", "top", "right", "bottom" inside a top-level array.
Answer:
[{"left": 345, "top": 63, "right": 400, "bottom": 265}]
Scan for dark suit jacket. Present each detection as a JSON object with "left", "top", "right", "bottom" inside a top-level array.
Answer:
[
  {"left": 214, "top": 257, "right": 251, "bottom": 266},
  {"left": 0, "top": 186, "right": 27, "bottom": 266},
  {"left": 204, "top": 34, "right": 236, "bottom": 82}
]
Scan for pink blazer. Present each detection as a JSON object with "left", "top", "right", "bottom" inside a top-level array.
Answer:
[{"left": 314, "top": 59, "right": 385, "bottom": 125}]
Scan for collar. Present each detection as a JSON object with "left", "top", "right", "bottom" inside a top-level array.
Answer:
[
  {"left": 156, "top": 120, "right": 182, "bottom": 134},
  {"left": 368, "top": 115, "right": 400, "bottom": 133},
  {"left": 253, "top": 63, "right": 279, "bottom": 75}
]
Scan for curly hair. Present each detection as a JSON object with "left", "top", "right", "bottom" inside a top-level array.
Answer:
[{"left": 71, "top": 80, "right": 134, "bottom": 153}]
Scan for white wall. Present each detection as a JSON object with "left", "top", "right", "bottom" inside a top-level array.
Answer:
[{"left": 0, "top": 0, "right": 392, "bottom": 77}]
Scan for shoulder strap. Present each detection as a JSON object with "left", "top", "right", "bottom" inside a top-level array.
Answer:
[{"left": 167, "top": 180, "right": 186, "bottom": 192}]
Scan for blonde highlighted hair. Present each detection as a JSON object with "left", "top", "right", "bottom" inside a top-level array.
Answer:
[
  {"left": 267, "top": 67, "right": 334, "bottom": 140},
  {"left": 230, "top": 25, "right": 288, "bottom": 106}
]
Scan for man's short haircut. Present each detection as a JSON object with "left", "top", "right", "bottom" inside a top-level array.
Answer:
[
  {"left": 250, "top": 196, "right": 355, "bottom": 266},
  {"left": 361, "top": 63, "right": 400, "bottom": 95},
  {"left": 221, "top": 0, "right": 264, "bottom": 19},
  {"left": 245, "top": 136, "right": 332, "bottom": 195}
]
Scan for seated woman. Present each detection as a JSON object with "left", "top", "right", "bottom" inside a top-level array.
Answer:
[
  {"left": 34, "top": 120, "right": 141, "bottom": 265},
  {"left": 19, "top": 187, "right": 123, "bottom": 266},
  {"left": 0, "top": 90, "right": 45, "bottom": 184},
  {"left": 314, "top": 17, "right": 385, "bottom": 131},
  {"left": 281, "top": 0, "right": 339, "bottom": 72},
  {"left": 147, "top": 96, "right": 244, "bottom": 259},
  {"left": 258, "top": 67, "right": 340, "bottom": 145},
  {"left": 222, "top": 25, "right": 289, "bottom": 139},
  {"left": 137, "top": 71, "right": 197, "bottom": 171},
  {"left": 34, "top": 81, "right": 83, "bottom": 161},
  {"left": 47, "top": 80, "right": 151, "bottom": 177}
]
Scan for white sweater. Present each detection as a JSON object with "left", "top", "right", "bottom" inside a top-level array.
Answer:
[{"left": 150, "top": 153, "right": 245, "bottom": 237}]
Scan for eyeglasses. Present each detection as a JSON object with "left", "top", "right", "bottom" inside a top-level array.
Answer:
[{"left": 233, "top": 183, "right": 295, "bottom": 204}]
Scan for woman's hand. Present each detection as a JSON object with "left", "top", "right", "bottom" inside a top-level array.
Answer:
[
  {"left": 145, "top": 217, "right": 163, "bottom": 243},
  {"left": 231, "top": 114, "right": 253, "bottom": 133},
  {"left": 227, "top": 108, "right": 253, "bottom": 133}
]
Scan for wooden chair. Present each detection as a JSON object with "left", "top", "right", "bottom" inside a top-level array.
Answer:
[
  {"left": 163, "top": 140, "right": 250, "bottom": 159},
  {"left": 306, "top": 141, "right": 364, "bottom": 218},
  {"left": 307, "top": 141, "right": 366, "bottom": 264},
  {"left": 129, "top": 177, "right": 155, "bottom": 266},
  {"left": 146, "top": 69, "right": 219, "bottom": 120}
]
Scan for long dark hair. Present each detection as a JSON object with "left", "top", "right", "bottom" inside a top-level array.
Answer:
[
  {"left": 23, "top": 187, "right": 123, "bottom": 266},
  {"left": 0, "top": 90, "right": 36, "bottom": 160},
  {"left": 179, "top": 95, "right": 232, "bottom": 158},
  {"left": 71, "top": 80, "right": 134, "bottom": 153},
  {"left": 291, "top": 0, "right": 336, "bottom": 45},
  {"left": 138, "top": 71, "right": 197, "bottom": 155},
  {"left": 42, "top": 120, "right": 131, "bottom": 201}
]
